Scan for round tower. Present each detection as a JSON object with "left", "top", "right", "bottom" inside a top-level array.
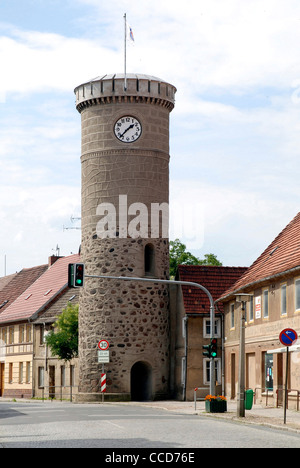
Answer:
[{"left": 75, "top": 73, "right": 176, "bottom": 401}]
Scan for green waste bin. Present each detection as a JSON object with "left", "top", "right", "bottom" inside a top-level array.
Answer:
[{"left": 245, "top": 389, "right": 254, "bottom": 410}]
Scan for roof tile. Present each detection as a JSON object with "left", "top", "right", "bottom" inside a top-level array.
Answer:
[
  {"left": 0, "top": 254, "right": 79, "bottom": 323},
  {"left": 218, "top": 212, "right": 300, "bottom": 301},
  {"left": 178, "top": 265, "right": 247, "bottom": 314}
]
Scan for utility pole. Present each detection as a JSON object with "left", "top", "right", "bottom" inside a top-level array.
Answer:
[{"left": 235, "top": 294, "right": 253, "bottom": 418}]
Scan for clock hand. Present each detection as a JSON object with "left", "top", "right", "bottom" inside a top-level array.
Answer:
[{"left": 120, "top": 124, "right": 134, "bottom": 138}]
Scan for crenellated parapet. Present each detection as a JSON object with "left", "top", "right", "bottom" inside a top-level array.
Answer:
[{"left": 74, "top": 73, "right": 176, "bottom": 113}]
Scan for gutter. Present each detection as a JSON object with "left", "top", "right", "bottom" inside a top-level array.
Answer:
[{"left": 217, "top": 264, "right": 300, "bottom": 303}]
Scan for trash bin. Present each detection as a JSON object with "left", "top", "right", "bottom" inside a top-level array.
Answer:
[{"left": 245, "top": 389, "right": 254, "bottom": 410}]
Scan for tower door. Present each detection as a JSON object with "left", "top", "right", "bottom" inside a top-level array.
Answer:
[{"left": 131, "top": 362, "right": 152, "bottom": 401}]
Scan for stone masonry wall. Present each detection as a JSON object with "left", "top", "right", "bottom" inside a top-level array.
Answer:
[{"left": 76, "top": 75, "right": 176, "bottom": 400}]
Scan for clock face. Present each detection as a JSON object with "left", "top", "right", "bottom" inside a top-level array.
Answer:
[{"left": 114, "top": 116, "right": 142, "bottom": 143}]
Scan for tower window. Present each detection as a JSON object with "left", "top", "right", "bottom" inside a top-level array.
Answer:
[{"left": 145, "top": 244, "right": 155, "bottom": 277}]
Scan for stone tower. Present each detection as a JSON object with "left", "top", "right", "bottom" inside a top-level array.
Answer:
[{"left": 74, "top": 73, "right": 176, "bottom": 401}]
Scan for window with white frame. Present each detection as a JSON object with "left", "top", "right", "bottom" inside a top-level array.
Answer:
[
  {"left": 281, "top": 284, "right": 287, "bottom": 316},
  {"left": 203, "top": 317, "right": 221, "bottom": 338},
  {"left": 249, "top": 295, "right": 254, "bottom": 322},
  {"left": 263, "top": 289, "right": 269, "bottom": 319},
  {"left": 230, "top": 303, "right": 235, "bottom": 329},
  {"left": 203, "top": 358, "right": 221, "bottom": 385},
  {"left": 295, "top": 279, "right": 300, "bottom": 311}
]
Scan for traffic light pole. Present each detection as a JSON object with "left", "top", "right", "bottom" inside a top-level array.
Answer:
[{"left": 84, "top": 273, "right": 216, "bottom": 396}]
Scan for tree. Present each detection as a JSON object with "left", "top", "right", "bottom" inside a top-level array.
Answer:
[
  {"left": 169, "top": 239, "right": 222, "bottom": 277},
  {"left": 46, "top": 303, "right": 79, "bottom": 361}
]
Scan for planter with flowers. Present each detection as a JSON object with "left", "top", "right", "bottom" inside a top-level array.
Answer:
[{"left": 205, "top": 395, "right": 227, "bottom": 413}]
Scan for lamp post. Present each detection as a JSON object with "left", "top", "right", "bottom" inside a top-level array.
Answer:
[{"left": 235, "top": 294, "right": 253, "bottom": 418}]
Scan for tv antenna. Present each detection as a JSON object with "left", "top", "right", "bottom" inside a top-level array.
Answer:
[{"left": 63, "top": 215, "right": 81, "bottom": 231}]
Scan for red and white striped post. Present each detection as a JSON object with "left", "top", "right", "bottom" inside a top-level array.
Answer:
[{"left": 101, "top": 373, "right": 107, "bottom": 393}]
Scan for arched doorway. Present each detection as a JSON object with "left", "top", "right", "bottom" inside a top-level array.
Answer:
[{"left": 131, "top": 361, "right": 153, "bottom": 401}]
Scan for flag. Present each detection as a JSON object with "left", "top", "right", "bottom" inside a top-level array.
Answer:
[
  {"left": 127, "top": 22, "right": 135, "bottom": 43},
  {"left": 129, "top": 26, "right": 135, "bottom": 42}
]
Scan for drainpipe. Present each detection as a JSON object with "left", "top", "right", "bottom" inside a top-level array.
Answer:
[{"left": 182, "top": 316, "right": 188, "bottom": 401}]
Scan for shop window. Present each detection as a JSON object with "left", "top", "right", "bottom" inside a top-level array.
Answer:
[{"left": 265, "top": 353, "right": 273, "bottom": 391}]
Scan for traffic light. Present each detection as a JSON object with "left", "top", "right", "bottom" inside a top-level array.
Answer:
[
  {"left": 203, "top": 343, "right": 211, "bottom": 358},
  {"left": 210, "top": 338, "right": 218, "bottom": 358},
  {"left": 68, "top": 263, "right": 85, "bottom": 288}
]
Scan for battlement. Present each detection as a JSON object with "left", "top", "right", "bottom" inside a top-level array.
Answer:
[{"left": 74, "top": 73, "right": 176, "bottom": 113}]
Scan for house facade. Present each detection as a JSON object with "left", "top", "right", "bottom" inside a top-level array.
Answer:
[
  {"left": 218, "top": 212, "right": 300, "bottom": 408},
  {"left": 0, "top": 264, "right": 48, "bottom": 398},
  {"left": 0, "top": 254, "right": 80, "bottom": 400},
  {"left": 171, "top": 265, "right": 247, "bottom": 401}
]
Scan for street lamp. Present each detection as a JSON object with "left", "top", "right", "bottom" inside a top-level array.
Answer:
[{"left": 235, "top": 294, "right": 253, "bottom": 418}]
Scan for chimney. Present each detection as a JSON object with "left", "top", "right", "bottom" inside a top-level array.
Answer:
[{"left": 48, "top": 256, "right": 62, "bottom": 267}]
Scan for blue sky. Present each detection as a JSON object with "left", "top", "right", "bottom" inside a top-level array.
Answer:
[{"left": 1, "top": 0, "right": 300, "bottom": 274}]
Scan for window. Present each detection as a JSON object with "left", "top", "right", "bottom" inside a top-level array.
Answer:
[
  {"left": 19, "top": 325, "right": 25, "bottom": 343},
  {"left": 1, "top": 327, "right": 7, "bottom": 344},
  {"left": 181, "top": 357, "right": 186, "bottom": 386},
  {"left": 249, "top": 295, "right": 254, "bottom": 322},
  {"left": 204, "top": 318, "right": 221, "bottom": 338},
  {"left": 40, "top": 325, "right": 46, "bottom": 345},
  {"left": 264, "top": 353, "right": 273, "bottom": 391},
  {"left": 230, "top": 303, "right": 235, "bottom": 329},
  {"left": 19, "top": 362, "right": 23, "bottom": 384},
  {"left": 26, "top": 324, "right": 32, "bottom": 342},
  {"left": 61, "top": 366, "right": 66, "bottom": 387},
  {"left": 70, "top": 365, "right": 75, "bottom": 387},
  {"left": 144, "top": 244, "right": 155, "bottom": 276},
  {"left": 203, "top": 359, "right": 221, "bottom": 385},
  {"left": 9, "top": 363, "right": 13, "bottom": 383},
  {"left": 26, "top": 362, "right": 30, "bottom": 384},
  {"left": 281, "top": 284, "right": 287, "bottom": 316},
  {"left": 8, "top": 326, "right": 14, "bottom": 344},
  {"left": 295, "top": 279, "right": 300, "bottom": 310},
  {"left": 38, "top": 367, "right": 44, "bottom": 388},
  {"left": 263, "top": 289, "right": 269, "bottom": 319}
]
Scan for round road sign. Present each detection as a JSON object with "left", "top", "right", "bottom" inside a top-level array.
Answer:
[
  {"left": 98, "top": 339, "right": 109, "bottom": 351},
  {"left": 279, "top": 328, "right": 298, "bottom": 347}
]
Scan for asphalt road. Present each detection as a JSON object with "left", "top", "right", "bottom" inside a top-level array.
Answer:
[{"left": 0, "top": 401, "right": 300, "bottom": 449}]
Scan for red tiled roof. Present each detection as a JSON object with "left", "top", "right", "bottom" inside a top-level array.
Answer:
[
  {"left": 0, "top": 254, "right": 80, "bottom": 323},
  {"left": 0, "top": 265, "right": 48, "bottom": 316},
  {"left": 178, "top": 265, "right": 248, "bottom": 314},
  {"left": 0, "top": 273, "right": 17, "bottom": 292},
  {"left": 218, "top": 212, "right": 300, "bottom": 301}
]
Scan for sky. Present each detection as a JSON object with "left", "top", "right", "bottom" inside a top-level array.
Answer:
[{"left": 1, "top": 0, "right": 300, "bottom": 274}]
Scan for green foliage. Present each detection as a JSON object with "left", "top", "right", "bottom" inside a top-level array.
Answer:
[
  {"left": 45, "top": 303, "right": 79, "bottom": 361},
  {"left": 169, "top": 239, "right": 222, "bottom": 277}
]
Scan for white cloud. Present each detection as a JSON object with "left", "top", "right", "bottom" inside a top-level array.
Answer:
[{"left": 1, "top": 0, "right": 300, "bottom": 273}]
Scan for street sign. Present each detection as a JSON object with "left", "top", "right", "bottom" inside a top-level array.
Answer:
[
  {"left": 279, "top": 328, "right": 298, "bottom": 347},
  {"left": 279, "top": 328, "right": 298, "bottom": 425},
  {"left": 97, "top": 350, "right": 110, "bottom": 363},
  {"left": 98, "top": 339, "right": 109, "bottom": 351}
]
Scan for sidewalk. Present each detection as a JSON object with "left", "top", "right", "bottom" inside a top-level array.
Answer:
[{"left": 128, "top": 400, "right": 300, "bottom": 433}]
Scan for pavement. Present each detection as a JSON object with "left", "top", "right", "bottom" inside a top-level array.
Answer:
[
  {"left": 1, "top": 397, "right": 300, "bottom": 434},
  {"left": 123, "top": 400, "right": 300, "bottom": 434}
]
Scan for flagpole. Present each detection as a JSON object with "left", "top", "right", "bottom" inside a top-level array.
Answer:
[{"left": 124, "top": 13, "right": 127, "bottom": 91}]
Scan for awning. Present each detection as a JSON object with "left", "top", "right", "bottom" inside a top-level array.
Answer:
[{"left": 267, "top": 344, "right": 300, "bottom": 354}]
